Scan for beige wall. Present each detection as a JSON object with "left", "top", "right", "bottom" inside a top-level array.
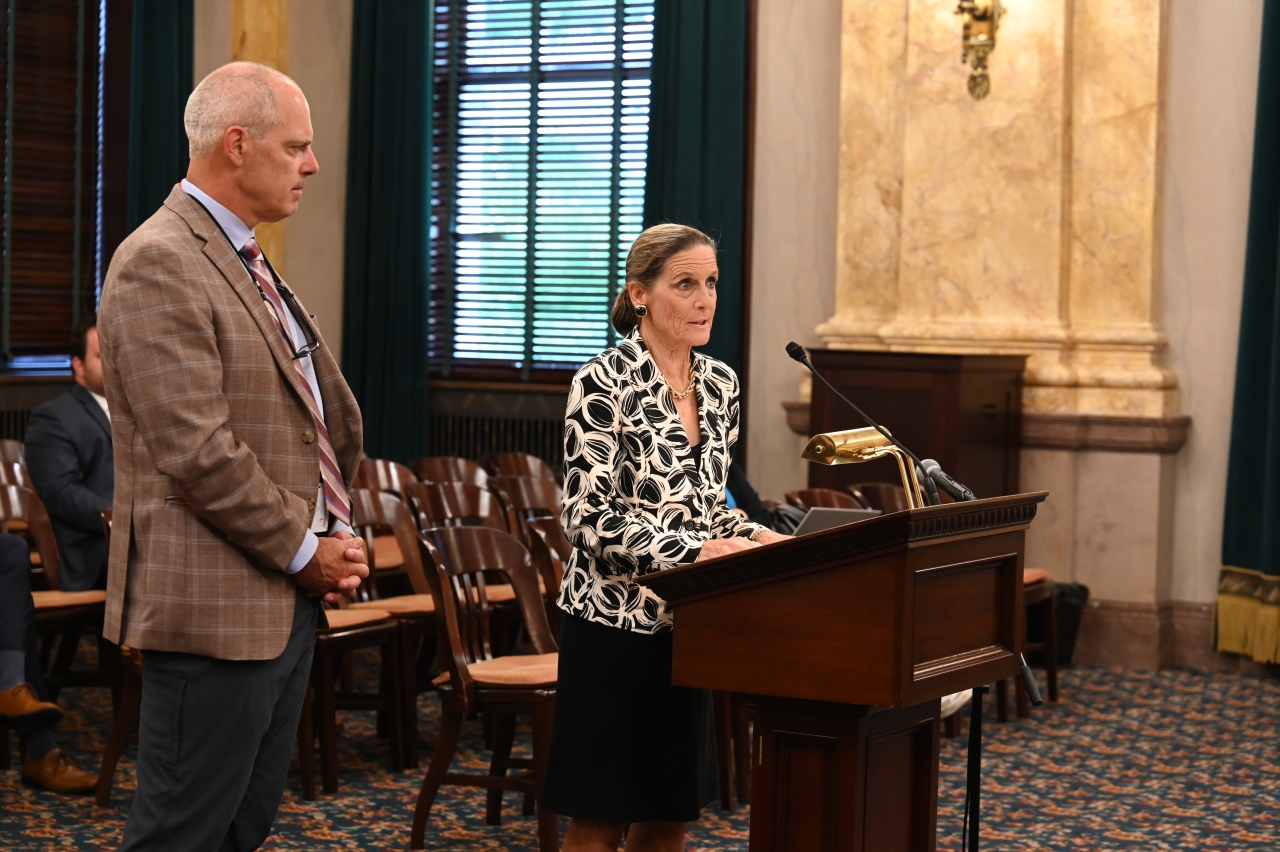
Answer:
[
  {"left": 1162, "top": 0, "right": 1263, "bottom": 603},
  {"left": 745, "top": 0, "right": 843, "bottom": 499},
  {"left": 192, "top": 0, "right": 353, "bottom": 364}
]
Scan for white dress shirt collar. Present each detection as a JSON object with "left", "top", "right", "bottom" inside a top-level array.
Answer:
[
  {"left": 89, "top": 389, "right": 110, "bottom": 418},
  {"left": 181, "top": 179, "right": 254, "bottom": 252}
]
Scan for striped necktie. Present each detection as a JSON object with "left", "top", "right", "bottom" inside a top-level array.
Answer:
[{"left": 239, "top": 236, "right": 352, "bottom": 527}]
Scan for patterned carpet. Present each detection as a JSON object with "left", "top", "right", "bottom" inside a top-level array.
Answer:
[{"left": 2, "top": 652, "right": 1279, "bottom": 851}]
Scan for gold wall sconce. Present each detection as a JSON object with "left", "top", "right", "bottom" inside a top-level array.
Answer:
[{"left": 956, "top": 0, "right": 1003, "bottom": 100}]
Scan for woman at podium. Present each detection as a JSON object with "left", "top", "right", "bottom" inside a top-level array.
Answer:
[{"left": 544, "top": 224, "right": 791, "bottom": 851}]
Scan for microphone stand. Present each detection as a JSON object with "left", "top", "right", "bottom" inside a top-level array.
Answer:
[{"left": 787, "top": 342, "right": 1044, "bottom": 851}]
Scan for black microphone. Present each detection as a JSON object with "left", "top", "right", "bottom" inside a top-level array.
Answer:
[
  {"left": 920, "top": 458, "right": 976, "bottom": 502},
  {"left": 786, "top": 342, "right": 924, "bottom": 473}
]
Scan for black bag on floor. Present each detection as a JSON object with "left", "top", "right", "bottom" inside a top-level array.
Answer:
[{"left": 1025, "top": 582, "right": 1090, "bottom": 667}]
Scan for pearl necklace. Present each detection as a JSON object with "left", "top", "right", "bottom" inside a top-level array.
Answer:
[{"left": 666, "top": 361, "right": 697, "bottom": 400}]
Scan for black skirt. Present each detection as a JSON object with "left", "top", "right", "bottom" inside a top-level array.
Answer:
[{"left": 542, "top": 611, "right": 719, "bottom": 823}]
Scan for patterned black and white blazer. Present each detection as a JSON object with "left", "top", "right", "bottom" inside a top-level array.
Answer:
[{"left": 558, "top": 329, "right": 767, "bottom": 634}]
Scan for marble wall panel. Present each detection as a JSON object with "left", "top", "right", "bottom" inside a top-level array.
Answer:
[
  {"left": 828, "top": 0, "right": 910, "bottom": 340},
  {"left": 891, "top": 0, "right": 1067, "bottom": 337}
]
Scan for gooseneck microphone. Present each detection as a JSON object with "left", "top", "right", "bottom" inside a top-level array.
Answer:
[{"left": 786, "top": 342, "right": 925, "bottom": 473}]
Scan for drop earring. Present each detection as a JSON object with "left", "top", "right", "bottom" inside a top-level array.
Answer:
[{"left": 634, "top": 305, "right": 648, "bottom": 317}]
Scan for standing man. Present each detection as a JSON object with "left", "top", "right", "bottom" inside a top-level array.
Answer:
[
  {"left": 25, "top": 318, "right": 114, "bottom": 591},
  {"left": 97, "top": 62, "right": 368, "bottom": 851}
]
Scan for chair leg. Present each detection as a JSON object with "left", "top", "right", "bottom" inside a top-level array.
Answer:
[
  {"left": 96, "top": 662, "right": 141, "bottom": 806},
  {"left": 485, "top": 713, "right": 517, "bottom": 826},
  {"left": 317, "top": 647, "right": 339, "bottom": 795},
  {"left": 401, "top": 627, "right": 421, "bottom": 768},
  {"left": 48, "top": 627, "right": 82, "bottom": 699},
  {"left": 943, "top": 714, "right": 957, "bottom": 738},
  {"left": 1, "top": 722, "right": 10, "bottom": 771},
  {"left": 995, "top": 678, "right": 1010, "bottom": 722},
  {"left": 712, "top": 690, "right": 734, "bottom": 811},
  {"left": 99, "top": 636, "right": 123, "bottom": 715},
  {"left": 530, "top": 700, "right": 559, "bottom": 852},
  {"left": 732, "top": 700, "right": 751, "bottom": 806},
  {"left": 1044, "top": 595, "right": 1060, "bottom": 702},
  {"left": 411, "top": 703, "right": 463, "bottom": 849},
  {"left": 383, "top": 638, "right": 404, "bottom": 773},
  {"left": 297, "top": 684, "right": 317, "bottom": 801}
]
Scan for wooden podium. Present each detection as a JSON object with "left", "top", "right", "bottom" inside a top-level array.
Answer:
[{"left": 637, "top": 492, "right": 1046, "bottom": 852}]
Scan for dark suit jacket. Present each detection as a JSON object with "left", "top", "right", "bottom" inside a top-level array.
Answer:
[{"left": 25, "top": 383, "right": 114, "bottom": 591}]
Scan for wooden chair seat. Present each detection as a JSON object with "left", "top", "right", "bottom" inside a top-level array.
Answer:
[
  {"left": 32, "top": 589, "right": 107, "bottom": 609},
  {"left": 322, "top": 608, "right": 392, "bottom": 630},
  {"left": 1024, "top": 567, "right": 1049, "bottom": 585},
  {"left": 373, "top": 534, "right": 405, "bottom": 569},
  {"left": 350, "top": 594, "right": 435, "bottom": 616},
  {"left": 433, "top": 652, "right": 560, "bottom": 688}
]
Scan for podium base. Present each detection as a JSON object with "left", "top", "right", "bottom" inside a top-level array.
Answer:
[{"left": 747, "top": 695, "right": 941, "bottom": 852}]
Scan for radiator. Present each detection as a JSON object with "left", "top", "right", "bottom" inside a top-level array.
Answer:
[{"left": 427, "top": 414, "right": 564, "bottom": 468}]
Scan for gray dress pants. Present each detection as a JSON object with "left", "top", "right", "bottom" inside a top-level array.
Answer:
[{"left": 119, "top": 587, "right": 319, "bottom": 852}]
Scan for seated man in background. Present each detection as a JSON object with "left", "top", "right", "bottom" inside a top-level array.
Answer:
[
  {"left": 25, "top": 318, "right": 114, "bottom": 590},
  {"left": 0, "top": 534, "right": 97, "bottom": 792}
]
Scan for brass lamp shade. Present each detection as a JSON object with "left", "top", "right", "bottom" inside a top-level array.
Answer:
[{"left": 801, "top": 426, "right": 894, "bottom": 466}]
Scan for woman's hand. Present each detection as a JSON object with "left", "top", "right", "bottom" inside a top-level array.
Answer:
[
  {"left": 752, "top": 530, "right": 793, "bottom": 546},
  {"left": 696, "top": 537, "right": 761, "bottom": 562}
]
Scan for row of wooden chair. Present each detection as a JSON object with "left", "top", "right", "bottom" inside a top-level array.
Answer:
[{"left": 357, "top": 452, "right": 561, "bottom": 497}]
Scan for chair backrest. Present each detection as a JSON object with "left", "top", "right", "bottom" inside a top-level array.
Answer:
[
  {"left": 524, "top": 517, "right": 568, "bottom": 599},
  {"left": 0, "top": 439, "right": 25, "bottom": 466},
  {"left": 785, "top": 487, "right": 865, "bottom": 511},
  {"left": 404, "top": 481, "right": 511, "bottom": 533},
  {"left": 849, "top": 482, "right": 911, "bottom": 513},
  {"left": 409, "top": 455, "right": 489, "bottom": 487},
  {"left": 483, "top": 451, "right": 558, "bottom": 482},
  {"left": 0, "top": 484, "right": 62, "bottom": 589},
  {"left": 0, "top": 460, "right": 33, "bottom": 488},
  {"left": 348, "top": 488, "right": 432, "bottom": 599},
  {"left": 351, "top": 458, "right": 417, "bottom": 498},
  {"left": 489, "top": 475, "right": 562, "bottom": 520},
  {"left": 418, "top": 526, "right": 556, "bottom": 710}
]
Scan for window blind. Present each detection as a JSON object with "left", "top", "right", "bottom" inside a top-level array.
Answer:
[{"left": 430, "top": 0, "right": 654, "bottom": 379}]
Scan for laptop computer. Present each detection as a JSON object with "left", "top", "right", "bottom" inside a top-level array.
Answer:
[{"left": 792, "top": 506, "right": 881, "bottom": 537}]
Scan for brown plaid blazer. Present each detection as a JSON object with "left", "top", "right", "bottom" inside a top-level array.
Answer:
[{"left": 98, "top": 186, "right": 363, "bottom": 660}]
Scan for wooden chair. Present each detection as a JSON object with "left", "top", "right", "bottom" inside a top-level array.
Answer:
[
  {"left": 404, "top": 481, "right": 513, "bottom": 533},
  {"left": 848, "top": 482, "right": 911, "bottom": 513},
  {"left": 489, "top": 475, "right": 562, "bottom": 540},
  {"left": 410, "top": 455, "right": 489, "bottom": 487},
  {"left": 352, "top": 457, "right": 418, "bottom": 498},
  {"left": 995, "top": 567, "right": 1060, "bottom": 721},
  {"left": 785, "top": 487, "right": 866, "bottom": 511},
  {"left": 483, "top": 451, "right": 559, "bottom": 484},
  {"left": 297, "top": 603, "right": 403, "bottom": 798},
  {"left": 410, "top": 526, "right": 559, "bottom": 852},
  {"left": 0, "top": 485, "right": 107, "bottom": 696},
  {"left": 348, "top": 488, "right": 439, "bottom": 767},
  {"left": 523, "top": 519, "right": 569, "bottom": 633}
]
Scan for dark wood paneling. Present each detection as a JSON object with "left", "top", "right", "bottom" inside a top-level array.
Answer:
[{"left": 806, "top": 350, "right": 1025, "bottom": 499}]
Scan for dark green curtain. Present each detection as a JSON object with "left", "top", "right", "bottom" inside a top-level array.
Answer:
[
  {"left": 643, "top": 0, "right": 750, "bottom": 376},
  {"left": 1217, "top": 0, "right": 1280, "bottom": 663},
  {"left": 342, "top": 0, "right": 432, "bottom": 462},
  {"left": 125, "top": 0, "right": 193, "bottom": 231}
]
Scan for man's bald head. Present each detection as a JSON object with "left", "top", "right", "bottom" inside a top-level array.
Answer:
[{"left": 185, "top": 62, "right": 300, "bottom": 159}]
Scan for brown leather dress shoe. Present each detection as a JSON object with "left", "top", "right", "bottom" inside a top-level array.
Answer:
[
  {"left": 0, "top": 683, "right": 63, "bottom": 731},
  {"left": 22, "top": 749, "right": 97, "bottom": 794}
]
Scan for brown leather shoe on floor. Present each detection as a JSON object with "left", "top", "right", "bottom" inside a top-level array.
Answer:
[
  {"left": 0, "top": 683, "right": 63, "bottom": 730},
  {"left": 22, "top": 749, "right": 97, "bottom": 794}
]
